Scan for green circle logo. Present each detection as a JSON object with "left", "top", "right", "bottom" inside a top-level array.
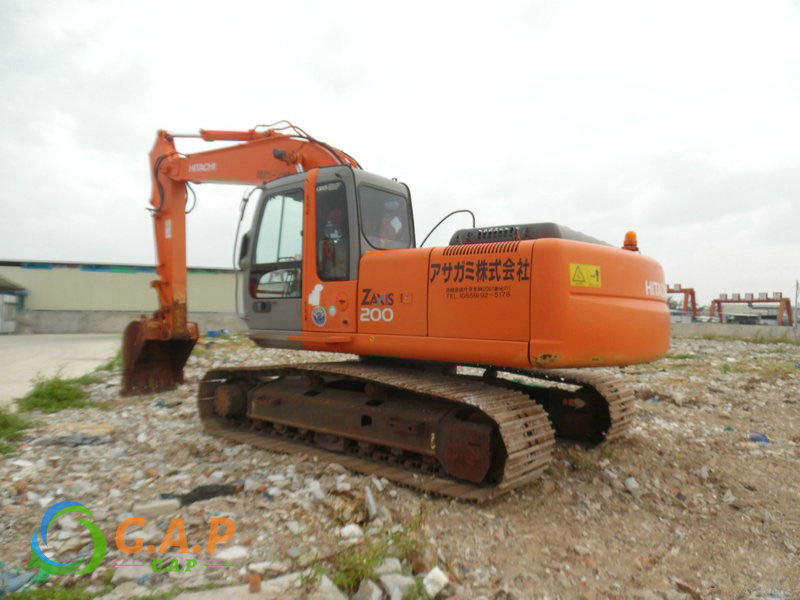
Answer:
[{"left": 27, "top": 501, "right": 107, "bottom": 576}]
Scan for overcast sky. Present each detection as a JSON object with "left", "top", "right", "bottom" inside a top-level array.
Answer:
[{"left": 1, "top": 0, "right": 799, "bottom": 305}]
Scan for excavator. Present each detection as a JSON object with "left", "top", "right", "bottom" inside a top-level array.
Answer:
[{"left": 123, "top": 122, "right": 670, "bottom": 501}]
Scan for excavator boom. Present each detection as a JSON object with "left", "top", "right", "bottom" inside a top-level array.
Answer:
[{"left": 123, "top": 125, "right": 359, "bottom": 395}]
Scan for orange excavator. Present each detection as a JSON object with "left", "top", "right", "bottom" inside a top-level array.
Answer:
[{"left": 123, "top": 122, "right": 670, "bottom": 501}]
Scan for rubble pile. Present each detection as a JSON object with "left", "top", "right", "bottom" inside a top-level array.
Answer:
[{"left": 0, "top": 335, "right": 798, "bottom": 598}]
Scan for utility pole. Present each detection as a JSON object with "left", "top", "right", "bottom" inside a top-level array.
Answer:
[{"left": 795, "top": 280, "right": 799, "bottom": 331}]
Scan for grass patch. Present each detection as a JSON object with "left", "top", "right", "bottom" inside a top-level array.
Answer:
[
  {"left": 326, "top": 507, "right": 429, "bottom": 594},
  {"left": 7, "top": 585, "right": 101, "bottom": 599},
  {"left": 300, "top": 565, "right": 327, "bottom": 593},
  {"left": 0, "top": 407, "right": 35, "bottom": 454},
  {"left": 17, "top": 374, "right": 106, "bottom": 413},
  {"left": 667, "top": 353, "right": 697, "bottom": 359},
  {"left": 329, "top": 537, "right": 392, "bottom": 592},
  {"left": 403, "top": 579, "right": 432, "bottom": 600},
  {"left": 97, "top": 350, "right": 122, "bottom": 372},
  {"left": 754, "top": 361, "right": 797, "bottom": 380}
]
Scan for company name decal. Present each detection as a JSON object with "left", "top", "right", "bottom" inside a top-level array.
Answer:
[
  {"left": 188, "top": 162, "right": 217, "bottom": 173},
  {"left": 645, "top": 280, "right": 668, "bottom": 297}
]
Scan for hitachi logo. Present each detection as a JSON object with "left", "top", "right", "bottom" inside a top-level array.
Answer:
[
  {"left": 188, "top": 162, "right": 216, "bottom": 172},
  {"left": 645, "top": 280, "right": 668, "bottom": 297}
]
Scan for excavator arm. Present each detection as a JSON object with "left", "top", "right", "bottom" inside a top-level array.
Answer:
[{"left": 122, "top": 124, "right": 360, "bottom": 395}]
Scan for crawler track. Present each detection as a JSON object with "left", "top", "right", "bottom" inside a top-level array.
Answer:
[
  {"left": 498, "top": 367, "right": 635, "bottom": 443},
  {"left": 198, "top": 363, "right": 634, "bottom": 501},
  {"left": 198, "top": 361, "right": 555, "bottom": 501}
]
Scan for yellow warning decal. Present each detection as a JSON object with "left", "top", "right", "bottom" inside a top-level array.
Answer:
[{"left": 569, "top": 263, "right": 602, "bottom": 288}]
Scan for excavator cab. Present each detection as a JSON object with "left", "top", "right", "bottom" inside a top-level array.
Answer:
[
  {"left": 123, "top": 159, "right": 413, "bottom": 395},
  {"left": 239, "top": 166, "right": 413, "bottom": 346}
]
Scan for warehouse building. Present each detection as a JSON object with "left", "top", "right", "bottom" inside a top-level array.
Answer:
[{"left": 0, "top": 260, "right": 243, "bottom": 334}]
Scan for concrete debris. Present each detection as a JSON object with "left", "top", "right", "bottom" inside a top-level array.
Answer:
[
  {"left": 307, "top": 479, "right": 326, "bottom": 500},
  {"left": 215, "top": 545, "right": 249, "bottom": 561},
  {"left": 379, "top": 573, "right": 416, "bottom": 600},
  {"left": 111, "top": 564, "right": 152, "bottom": 584},
  {"left": 133, "top": 498, "right": 181, "bottom": 518},
  {"left": 365, "top": 485, "right": 378, "bottom": 520},
  {"left": 174, "top": 572, "right": 346, "bottom": 599},
  {"left": 624, "top": 476, "right": 640, "bottom": 493},
  {"left": 339, "top": 523, "right": 364, "bottom": 540},
  {"left": 99, "top": 581, "right": 149, "bottom": 599},
  {"left": 352, "top": 578, "right": 384, "bottom": 600},
  {"left": 286, "top": 519, "right": 303, "bottom": 535},
  {"left": 57, "top": 513, "right": 81, "bottom": 530},
  {"left": 672, "top": 577, "right": 703, "bottom": 600},
  {"left": 422, "top": 566, "right": 449, "bottom": 597},
  {"left": 374, "top": 557, "right": 403, "bottom": 575},
  {"left": 248, "top": 561, "right": 290, "bottom": 576}
]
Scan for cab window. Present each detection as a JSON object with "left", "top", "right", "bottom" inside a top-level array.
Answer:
[
  {"left": 316, "top": 181, "right": 349, "bottom": 280},
  {"left": 359, "top": 185, "right": 412, "bottom": 250},
  {"left": 250, "top": 189, "right": 303, "bottom": 299}
]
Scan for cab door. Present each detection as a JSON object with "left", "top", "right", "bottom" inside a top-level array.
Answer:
[
  {"left": 243, "top": 182, "right": 305, "bottom": 333},
  {"left": 301, "top": 168, "right": 358, "bottom": 333}
]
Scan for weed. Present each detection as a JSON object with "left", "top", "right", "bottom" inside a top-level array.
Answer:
[
  {"left": 403, "top": 578, "right": 432, "bottom": 600},
  {"left": 329, "top": 505, "right": 429, "bottom": 593},
  {"left": 329, "top": 538, "right": 390, "bottom": 592},
  {"left": 599, "top": 445, "right": 614, "bottom": 460},
  {"left": 7, "top": 585, "right": 101, "bottom": 599},
  {"left": 17, "top": 374, "right": 106, "bottom": 413},
  {"left": 0, "top": 407, "right": 35, "bottom": 454},
  {"left": 300, "top": 564, "right": 327, "bottom": 593},
  {"left": 754, "top": 361, "right": 796, "bottom": 381},
  {"left": 97, "top": 350, "right": 123, "bottom": 372}
]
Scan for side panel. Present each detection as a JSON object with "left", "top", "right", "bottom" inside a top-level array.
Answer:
[
  {"left": 530, "top": 239, "right": 670, "bottom": 367},
  {"left": 290, "top": 332, "right": 532, "bottom": 368},
  {"left": 428, "top": 241, "right": 534, "bottom": 341},
  {"left": 357, "top": 248, "right": 431, "bottom": 336}
]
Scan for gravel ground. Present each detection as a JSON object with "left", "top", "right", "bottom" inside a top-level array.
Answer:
[{"left": 1, "top": 335, "right": 799, "bottom": 599}]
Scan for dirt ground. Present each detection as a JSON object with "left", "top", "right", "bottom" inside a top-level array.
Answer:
[{"left": 1, "top": 335, "right": 798, "bottom": 599}]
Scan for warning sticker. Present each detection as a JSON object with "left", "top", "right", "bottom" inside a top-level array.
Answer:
[{"left": 570, "top": 263, "right": 602, "bottom": 288}]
